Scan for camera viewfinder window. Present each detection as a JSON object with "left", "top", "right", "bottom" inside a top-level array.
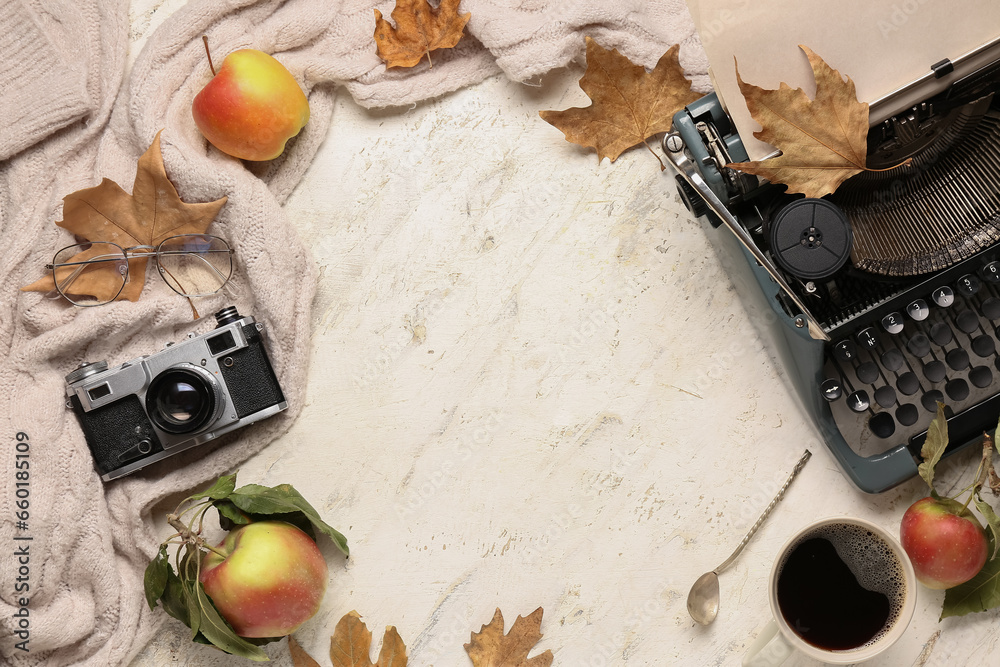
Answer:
[
  {"left": 207, "top": 331, "right": 236, "bottom": 356},
  {"left": 88, "top": 383, "right": 112, "bottom": 401}
]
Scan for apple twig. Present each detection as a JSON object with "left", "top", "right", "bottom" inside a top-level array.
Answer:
[{"left": 166, "top": 508, "right": 228, "bottom": 559}]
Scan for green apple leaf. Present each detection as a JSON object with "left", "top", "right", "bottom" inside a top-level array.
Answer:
[
  {"left": 941, "top": 552, "right": 1000, "bottom": 618},
  {"left": 194, "top": 581, "right": 269, "bottom": 661},
  {"left": 189, "top": 472, "right": 238, "bottom": 501},
  {"left": 919, "top": 402, "right": 949, "bottom": 492},
  {"left": 226, "top": 483, "right": 349, "bottom": 557},
  {"left": 214, "top": 499, "right": 251, "bottom": 531},
  {"left": 144, "top": 545, "right": 170, "bottom": 610},
  {"left": 184, "top": 579, "right": 202, "bottom": 640},
  {"left": 975, "top": 493, "right": 1000, "bottom": 561},
  {"left": 159, "top": 562, "right": 194, "bottom": 629}
]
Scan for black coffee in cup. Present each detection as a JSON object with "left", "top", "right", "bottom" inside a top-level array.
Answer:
[{"left": 775, "top": 523, "right": 908, "bottom": 651}]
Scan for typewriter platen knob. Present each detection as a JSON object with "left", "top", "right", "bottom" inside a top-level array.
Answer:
[{"left": 674, "top": 174, "right": 709, "bottom": 219}]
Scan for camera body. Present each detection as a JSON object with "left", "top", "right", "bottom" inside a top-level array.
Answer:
[{"left": 66, "top": 306, "right": 286, "bottom": 481}]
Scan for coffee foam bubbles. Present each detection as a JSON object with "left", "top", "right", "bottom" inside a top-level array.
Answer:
[{"left": 778, "top": 523, "right": 908, "bottom": 652}]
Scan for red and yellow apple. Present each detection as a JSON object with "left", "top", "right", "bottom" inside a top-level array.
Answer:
[
  {"left": 899, "top": 496, "right": 988, "bottom": 589},
  {"left": 192, "top": 49, "right": 309, "bottom": 161},
  {"left": 199, "top": 520, "right": 328, "bottom": 637}
]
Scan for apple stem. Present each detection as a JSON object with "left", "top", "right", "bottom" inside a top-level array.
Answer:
[
  {"left": 961, "top": 490, "right": 976, "bottom": 514},
  {"left": 203, "top": 35, "right": 216, "bottom": 76}
]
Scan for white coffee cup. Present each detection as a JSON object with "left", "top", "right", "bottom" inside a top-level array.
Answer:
[{"left": 742, "top": 517, "right": 916, "bottom": 666}]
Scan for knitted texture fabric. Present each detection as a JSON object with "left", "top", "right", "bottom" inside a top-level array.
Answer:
[{"left": 0, "top": 1, "right": 706, "bottom": 664}]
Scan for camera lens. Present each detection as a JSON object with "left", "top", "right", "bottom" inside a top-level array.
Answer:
[{"left": 146, "top": 368, "right": 216, "bottom": 434}]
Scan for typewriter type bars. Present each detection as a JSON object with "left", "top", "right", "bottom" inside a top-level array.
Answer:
[{"left": 835, "top": 97, "right": 1000, "bottom": 276}]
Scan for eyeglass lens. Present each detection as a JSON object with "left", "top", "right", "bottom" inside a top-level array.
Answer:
[
  {"left": 52, "top": 242, "right": 128, "bottom": 307},
  {"left": 156, "top": 235, "right": 232, "bottom": 298}
]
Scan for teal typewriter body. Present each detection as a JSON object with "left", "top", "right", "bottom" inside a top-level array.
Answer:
[{"left": 665, "top": 80, "right": 1000, "bottom": 492}]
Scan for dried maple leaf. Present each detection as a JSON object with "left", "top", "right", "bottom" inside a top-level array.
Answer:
[
  {"left": 726, "top": 46, "right": 908, "bottom": 198},
  {"left": 464, "top": 607, "right": 553, "bottom": 667},
  {"left": 290, "top": 636, "right": 323, "bottom": 667},
  {"left": 374, "top": 0, "right": 470, "bottom": 69},
  {"left": 22, "top": 131, "right": 227, "bottom": 302},
  {"left": 540, "top": 37, "right": 700, "bottom": 168},
  {"left": 329, "top": 610, "right": 408, "bottom": 667}
]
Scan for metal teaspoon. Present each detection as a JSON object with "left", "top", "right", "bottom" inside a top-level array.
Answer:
[{"left": 687, "top": 449, "right": 812, "bottom": 626}]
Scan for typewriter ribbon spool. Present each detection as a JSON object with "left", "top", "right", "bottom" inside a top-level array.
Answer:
[{"left": 767, "top": 198, "right": 853, "bottom": 281}]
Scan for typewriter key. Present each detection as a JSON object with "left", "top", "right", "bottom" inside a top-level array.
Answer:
[
  {"left": 874, "top": 385, "right": 897, "bottom": 409},
  {"left": 922, "top": 360, "right": 946, "bottom": 383},
  {"left": 956, "top": 310, "right": 980, "bottom": 334},
  {"left": 856, "top": 327, "right": 878, "bottom": 350},
  {"left": 906, "top": 299, "right": 929, "bottom": 321},
  {"left": 957, "top": 274, "right": 981, "bottom": 297},
  {"left": 945, "top": 378, "right": 970, "bottom": 402},
  {"left": 946, "top": 348, "right": 970, "bottom": 372},
  {"left": 833, "top": 339, "right": 857, "bottom": 362},
  {"left": 857, "top": 362, "right": 879, "bottom": 384},
  {"left": 847, "top": 390, "right": 870, "bottom": 413},
  {"left": 881, "top": 312, "right": 904, "bottom": 335},
  {"left": 972, "top": 334, "right": 995, "bottom": 357},
  {"left": 921, "top": 390, "right": 944, "bottom": 412},
  {"left": 969, "top": 365, "right": 993, "bottom": 388},
  {"left": 983, "top": 297, "right": 1000, "bottom": 320},
  {"left": 881, "top": 348, "right": 904, "bottom": 371},
  {"left": 907, "top": 334, "right": 931, "bottom": 357},
  {"left": 896, "top": 404, "right": 919, "bottom": 427},
  {"left": 897, "top": 372, "right": 919, "bottom": 396},
  {"left": 932, "top": 287, "right": 955, "bottom": 308},
  {"left": 982, "top": 261, "right": 1000, "bottom": 284},
  {"left": 821, "top": 378, "right": 843, "bottom": 401},
  {"left": 868, "top": 412, "right": 895, "bottom": 439},
  {"left": 930, "top": 323, "right": 953, "bottom": 346}
]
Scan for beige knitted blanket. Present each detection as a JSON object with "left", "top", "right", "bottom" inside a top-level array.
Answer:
[{"left": 0, "top": 0, "right": 706, "bottom": 664}]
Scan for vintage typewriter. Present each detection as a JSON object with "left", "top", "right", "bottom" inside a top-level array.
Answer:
[{"left": 666, "top": 2, "right": 1000, "bottom": 492}]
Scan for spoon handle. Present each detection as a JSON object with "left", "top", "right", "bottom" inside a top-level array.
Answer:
[{"left": 714, "top": 449, "right": 811, "bottom": 574}]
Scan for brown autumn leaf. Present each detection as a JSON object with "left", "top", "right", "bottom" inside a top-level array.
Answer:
[
  {"left": 540, "top": 36, "right": 700, "bottom": 168},
  {"left": 464, "top": 607, "right": 553, "bottom": 667},
  {"left": 22, "top": 130, "right": 227, "bottom": 302},
  {"left": 374, "top": 0, "right": 470, "bottom": 69},
  {"left": 727, "top": 45, "right": 907, "bottom": 198},
  {"left": 290, "top": 636, "right": 323, "bottom": 667},
  {"left": 329, "top": 610, "right": 408, "bottom": 667}
]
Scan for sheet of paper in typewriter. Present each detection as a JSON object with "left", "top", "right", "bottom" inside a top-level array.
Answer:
[{"left": 687, "top": 0, "right": 1000, "bottom": 160}]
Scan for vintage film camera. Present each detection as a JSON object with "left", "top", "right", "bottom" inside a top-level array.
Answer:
[
  {"left": 666, "top": 4, "right": 1000, "bottom": 492},
  {"left": 65, "top": 306, "right": 286, "bottom": 480}
]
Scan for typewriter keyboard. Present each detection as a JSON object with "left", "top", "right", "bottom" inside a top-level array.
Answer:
[{"left": 823, "top": 266, "right": 1000, "bottom": 456}]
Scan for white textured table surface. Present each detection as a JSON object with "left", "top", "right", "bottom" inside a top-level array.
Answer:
[{"left": 128, "top": 3, "right": 999, "bottom": 666}]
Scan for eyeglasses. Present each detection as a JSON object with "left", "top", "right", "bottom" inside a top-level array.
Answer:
[{"left": 47, "top": 234, "right": 234, "bottom": 307}]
